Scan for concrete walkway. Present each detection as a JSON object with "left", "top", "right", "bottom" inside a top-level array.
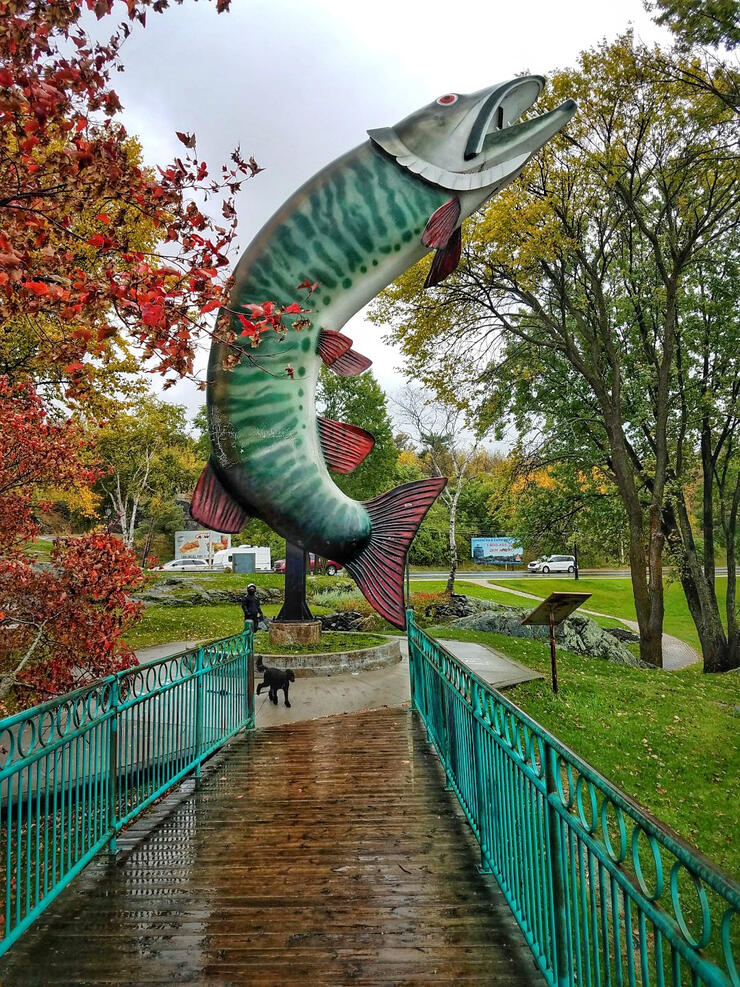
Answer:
[
  {"left": 135, "top": 637, "right": 542, "bottom": 730},
  {"left": 470, "top": 580, "right": 701, "bottom": 671}
]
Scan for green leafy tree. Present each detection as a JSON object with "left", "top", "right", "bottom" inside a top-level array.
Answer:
[
  {"left": 489, "top": 456, "right": 630, "bottom": 566},
  {"left": 97, "top": 397, "right": 199, "bottom": 548},
  {"left": 372, "top": 34, "right": 740, "bottom": 670},
  {"left": 649, "top": 0, "right": 739, "bottom": 50},
  {"left": 396, "top": 387, "right": 497, "bottom": 593},
  {"left": 645, "top": 0, "right": 739, "bottom": 113},
  {"left": 316, "top": 366, "right": 397, "bottom": 500}
]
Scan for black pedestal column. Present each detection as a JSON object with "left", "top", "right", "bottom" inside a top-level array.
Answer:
[{"left": 276, "top": 541, "right": 313, "bottom": 621}]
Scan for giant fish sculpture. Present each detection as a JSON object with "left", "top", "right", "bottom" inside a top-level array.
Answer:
[{"left": 192, "top": 77, "right": 576, "bottom": 628}]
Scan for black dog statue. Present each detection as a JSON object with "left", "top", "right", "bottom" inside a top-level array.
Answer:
[{"left": 256, "top": 663, "right": 295, "bottom": 708}]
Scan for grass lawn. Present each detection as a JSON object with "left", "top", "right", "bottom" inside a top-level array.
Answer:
[
  {"left": 416, "top": 575, "right": 732, "bottom": 651},
  {"left": 431, "top": 624, "right": 740, "bottom": 879},
  {"left": 254, "top": 630, "right": 387, "bottom": 655},
  {"left": 495, "top": 577, "right": 731, "bottom": 651},
  {"left": 123, "top": 604, "right": 245, "bottom": 649},
  {"left": 412, "top": 579, "right": 630, "bottom": 631},
  {"left": 123, "top": 601, "right": 335, "bottom": 650}
]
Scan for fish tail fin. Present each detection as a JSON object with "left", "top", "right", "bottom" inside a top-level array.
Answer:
[{"left": 345, "top": 477, "right": 447, "bottom": 630}]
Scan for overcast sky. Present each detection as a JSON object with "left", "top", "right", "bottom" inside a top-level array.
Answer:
[{"left": 98, "top": 0, "right": 668, "bottom": 420}]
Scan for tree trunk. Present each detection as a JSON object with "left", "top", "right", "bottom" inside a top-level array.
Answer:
[
  {"left": 712, "top": 471, "right": 740, "bottom": 672},
  {"left": 609, "top": 433, "right": 664, "bottom": 667},
  {"left": 0, "top": 623, "right": 47, "bottom": 703},
  {"left": 445, "top": 493, "right": 458, "bottom": 596},
  {"left": 663, "top": 495, "right": 732, "bottom": 671},
  {"left": 141, "top": 519, "right": 155, "bottom": 566},
  {"left": 724, "top": 474, "right": 739, "bottom": 667},
  {"left": 645, "top": 507, "right": 666, "bottom": 667},
  {"left": 700, "top": 420, "right": 716, "bottom": 590}
]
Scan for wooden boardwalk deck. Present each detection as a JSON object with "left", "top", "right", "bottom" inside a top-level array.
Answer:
[{"left": 0, "top": 708, "right": 543, "bottom": 985}]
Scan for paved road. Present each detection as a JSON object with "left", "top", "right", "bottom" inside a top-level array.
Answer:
[{"left": 411, "top": 568, "right": 729, "bottom": 581}]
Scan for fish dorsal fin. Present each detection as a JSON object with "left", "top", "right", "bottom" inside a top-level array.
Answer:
[
  {"left": 424, "top": 226, "right": 462, "bottom": 288},
  {"left": 318, "top": 417, "right": 375, "bottom": 473},
  {"left": 190, "top": 461, "right": 251, "bottom": 534},
  {"left": 330, "top": 348, "right": 373, "bottom": 377},
  {"left": 345, "top": 477, "right": 448, "bottom": 629},
  {"left": 422, "top": 197, "right": 461, "bottom": 249},
  {"left": 318, "top": 329, "right": 353, "bottom": 366}
]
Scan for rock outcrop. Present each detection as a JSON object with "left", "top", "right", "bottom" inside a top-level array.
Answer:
[
  {"left": 451, "top": 604, "right": 646, "bottom": 667},
  {"left": 417, "top": 593, "right": 492, "bottom": 623},
  {"left": 134, "top": 578, "right": 282, "bottom": 608},
  {"left": 319, "top": 610, "right": 372, "bottom": 631}
]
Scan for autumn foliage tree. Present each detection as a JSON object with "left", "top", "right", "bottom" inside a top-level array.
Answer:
[
  {"left": 0, "top": 0, "right": 290, "bottom": 707},
  {"left": 0, "top": 378, "right": 144, "bottom": 709},
  {"left": 0, "top": 0, "right": 272, "bottom": 403}
]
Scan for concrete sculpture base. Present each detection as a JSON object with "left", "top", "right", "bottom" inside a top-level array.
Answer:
[
  {"left": 269, "top": 619, "right": 322, "bottom": 648},
  {"left": 257, "top": 636, "right": 402, "bottom": 677}
]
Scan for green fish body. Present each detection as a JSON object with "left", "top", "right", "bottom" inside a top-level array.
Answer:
[
  {"left": 194, "top": 81, "right": 576, "bottom": 627},
  {"left": 208, "top": 143, "right": 446, "bottom": 552}
]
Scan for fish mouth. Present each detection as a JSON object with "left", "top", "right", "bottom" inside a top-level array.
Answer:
[
  {"left": 465, "top": 77, "right": 577, "bottom": 172},
  {"left": 464, "top": 76, "right": 546, "bottom": 161},
  {"left": 368, "top": 77, "right": 576, "bottom": 193}
]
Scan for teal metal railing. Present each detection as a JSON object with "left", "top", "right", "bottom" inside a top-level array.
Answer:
[
  {"left": 0, "top": 626, "right": 254, "bottom": 957},
  {"left": 407, "top": 612, "right": 739, "bottom": 987}
]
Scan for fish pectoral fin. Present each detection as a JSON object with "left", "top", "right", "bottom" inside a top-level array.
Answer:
[
  {"left": 422, "top": 197, "right": 461, "bottom": 248},
  {"left": 318, "top": 417, "right": 375, "bottom": 473},
  {"left": 318, "top": 329, "right": 353, "bottom": 365},
  {"left": 345, "top": 477, "right": 448, "bottom": 630},
  {"left": 424, "top": 227, "right": 462, "bottom": 289},
  {"left": 190, "top": 461, "right": 252, "bottom": 534},
  {"left": 330, "top": 348, "right": 373, "bottom": 377}
]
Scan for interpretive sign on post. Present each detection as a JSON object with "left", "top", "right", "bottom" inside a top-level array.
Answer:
[{"left": 521, "top": 592, "right": 591, "bottom": 693}]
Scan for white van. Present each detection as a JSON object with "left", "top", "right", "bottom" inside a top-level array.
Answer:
[
  {"left": 212, "top": 545, "right": 272, "bottom": 572},
  {"left": 530, "top": 555, "right": 576, "bottom": 574}
]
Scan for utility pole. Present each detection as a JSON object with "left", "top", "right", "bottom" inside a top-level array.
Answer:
[{"left": 573, "top": 541, "right": 579, "bottom": 581}]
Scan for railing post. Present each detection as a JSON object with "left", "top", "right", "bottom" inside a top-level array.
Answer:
[
  {"left": 107, "top": 677, "right": 119, "bottom": 856},
  {"left": 406, "top": 609, "right": 417, "bottom": 712},
  {"left": 246, "top": 625, "right": 255, "bottom": 728},
  {"left": 194, "top": 646, "right": 204, "bottom": 780},
  {"left": 471, "top": 682, "right": 492, "bottom": 874},
  {"left": 438, "top": 658, "right": 453, "bottom": 788},
  {"left": 545, "top": 743, "right": 571, "bottom": 986}
]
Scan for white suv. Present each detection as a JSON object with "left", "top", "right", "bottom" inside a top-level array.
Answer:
[{"left": 531, "top": 555, "right": 576, "bottom": 574}]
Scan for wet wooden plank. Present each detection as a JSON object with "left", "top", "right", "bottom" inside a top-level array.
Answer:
[{"left": 0, "top": 708, "right": 544, "bottom": 985}]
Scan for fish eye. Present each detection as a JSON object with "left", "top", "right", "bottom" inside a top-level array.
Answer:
[{"left": 436, "top": 94, "right": 458, "bottom": 106}]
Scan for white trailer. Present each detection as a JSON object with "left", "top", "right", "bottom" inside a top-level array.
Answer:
[{"left": 212, "top": 545, "right": 272, "bottom": 572}]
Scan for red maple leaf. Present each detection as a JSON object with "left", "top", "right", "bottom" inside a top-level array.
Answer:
[
  {"left": 175, "top": 131, "right": 197, "bottom": 149},
  {"left": 237, "top": 314, "right": 260, "bottom": 336},
  {"left": 296, "top": 279, "right": 320, "bottom": 296},
  {"left": 22, "top": 280, "right": 49, "bottom": 295}
]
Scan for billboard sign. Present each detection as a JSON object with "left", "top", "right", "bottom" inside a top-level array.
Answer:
[
  {"left": 174, "top": 530, "right": 231, "bottom": 562},
  {"left": 471, "top": 536, "right": 524, "bottom": 566}
]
